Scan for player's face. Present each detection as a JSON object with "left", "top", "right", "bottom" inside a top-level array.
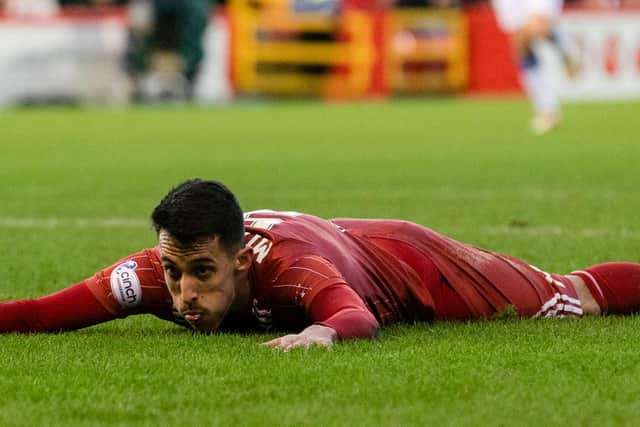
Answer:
[{"left": 158, "top": 230, "right": 248, "bottom": 332}]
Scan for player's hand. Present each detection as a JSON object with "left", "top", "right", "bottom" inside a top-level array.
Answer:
[{"left": 262, "top": 324, "right": 338, "bottom": 351}]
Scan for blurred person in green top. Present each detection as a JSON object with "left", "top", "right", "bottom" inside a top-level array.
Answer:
[{"left": 125, "top": 0, "right": 215, "bottom": 102}]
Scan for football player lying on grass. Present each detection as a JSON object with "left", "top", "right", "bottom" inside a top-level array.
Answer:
[{"left": 2, "top": 179, "right": 639, "bottom": 351}]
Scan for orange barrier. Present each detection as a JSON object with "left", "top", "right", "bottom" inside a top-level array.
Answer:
[
  {"left": 230, "top": 1, "right": 468, "bottom": 98},
  {"left": 384, "top": 8, "right": 468, "bottom": 94},
  {"left": 230, "top": 0, "right": 373, "bottom": 98}
]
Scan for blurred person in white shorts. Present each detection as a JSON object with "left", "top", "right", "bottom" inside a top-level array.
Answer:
[{"left": 491, "top": 0, "right": 577, "bottom": 134}]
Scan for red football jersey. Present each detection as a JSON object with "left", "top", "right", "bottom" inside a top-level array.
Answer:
[{"left": 243, "top": 211, "right": 438, "bottom": 328}]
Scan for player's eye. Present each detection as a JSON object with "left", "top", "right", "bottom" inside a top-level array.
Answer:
[
  {"left": 194, "top": 266, "right": 213, "bottom": 279},
  {"left": 164, "top": 265, "right": 180, "bottom": 280}
]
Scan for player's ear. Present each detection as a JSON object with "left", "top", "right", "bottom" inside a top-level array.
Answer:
[{"left": 235, "top": 247, "right": 252, "bottom": 272}]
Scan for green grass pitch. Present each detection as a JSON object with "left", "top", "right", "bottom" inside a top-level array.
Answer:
[{"left": 0, "top": 99, "right": 639, "bottom": 426}]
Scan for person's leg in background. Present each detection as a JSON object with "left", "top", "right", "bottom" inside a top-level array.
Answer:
[
  {"left": 177, "top": 0, "right": 214, "bottom": 90},
  {"left": 491, "top": 0, "right": 568, "bottom": 134}
]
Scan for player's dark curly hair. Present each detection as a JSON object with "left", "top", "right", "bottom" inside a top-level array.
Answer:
[{"left": 151, "top": 179, "right": 245, "bottom": 252}]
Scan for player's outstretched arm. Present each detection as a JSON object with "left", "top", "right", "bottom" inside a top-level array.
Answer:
[
  {"left": 0, "top": 248, "right": 173, "bottom": 333},
  {"left": 0, "top": 282, "right": 116, "bottom": 333}
]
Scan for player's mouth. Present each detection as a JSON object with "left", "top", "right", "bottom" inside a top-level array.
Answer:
[{"left": 183, "top": 311, "right": 204, "bottom": 323}]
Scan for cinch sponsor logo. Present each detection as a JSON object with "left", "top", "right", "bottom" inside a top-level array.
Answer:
[{"left": 110, "top": 261, "right": 142, "bottom": 308}]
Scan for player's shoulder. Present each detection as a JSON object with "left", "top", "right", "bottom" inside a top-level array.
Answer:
[
  {"left": 331, "top": 218, "right": 422, "bottom": 233},
  {"left": 244, "top": 209, "right": 330, "bottom": 238},
  {"left": 244, "top": 210, "right": 332, "bottom": 267},
  {"left": 244, "top": 209, "right": 322, "bottom": 229}
]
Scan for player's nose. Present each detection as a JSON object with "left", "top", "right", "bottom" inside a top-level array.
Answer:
[{"left": 179, "top": 276, "right": 199, "bottom": 302}]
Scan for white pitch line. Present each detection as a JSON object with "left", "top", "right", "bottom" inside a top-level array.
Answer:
[
  {"left": 0, "top": 217, "right": 149, "bottom": 229},
  {"left": 447, "top": 225, "right": 640, "bottom": 239}
]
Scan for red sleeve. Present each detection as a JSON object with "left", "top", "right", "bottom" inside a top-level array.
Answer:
[
  {"left": 271, "top": 255, "right": 379, "bottom": 340},
  {"left": 309, "top": 284, "right": 380, "bottom": 340},
  {"left": 0, "top": 282, "right": 115, "bottom": 333},
  {"left": 0, "top": 248, "right": 175, "bottom": 333}
]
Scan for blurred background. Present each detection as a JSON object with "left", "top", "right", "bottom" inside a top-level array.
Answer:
[{"left": 0, "top": 0, "right": 639, "bottom": 106}]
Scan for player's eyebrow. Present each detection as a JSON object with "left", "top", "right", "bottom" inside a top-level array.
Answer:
[{"left": 188, "top": 258, "right": 216, "bottom": 266}]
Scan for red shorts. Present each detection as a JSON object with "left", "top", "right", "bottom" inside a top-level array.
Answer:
[
  {"left": 372, "top": 237, "right": 583, "bottom": 320},
  {"left": 371, "top": 237, "right": 474, "bottom": 320}
]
